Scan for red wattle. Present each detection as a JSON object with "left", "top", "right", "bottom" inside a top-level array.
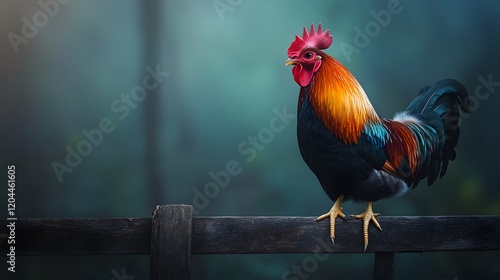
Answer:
[{"left": 292, "top": 61, "right": 322, "bottom": 87}]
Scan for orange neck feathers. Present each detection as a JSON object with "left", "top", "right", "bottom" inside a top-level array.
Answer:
[{"left": 309, "top": 54, "right": 380, "bottom": 144}]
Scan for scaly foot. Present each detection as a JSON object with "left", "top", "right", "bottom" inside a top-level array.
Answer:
[
  {"left": 315, "top": 195, "right": 346, "bottom": 244},
  {"left": 350, "top": 201, "right": 382, "bottom": 251}
]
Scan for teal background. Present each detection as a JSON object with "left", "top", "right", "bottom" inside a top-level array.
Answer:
[{"left": 1, "top": 0, "right": 499, "bottom": 279}]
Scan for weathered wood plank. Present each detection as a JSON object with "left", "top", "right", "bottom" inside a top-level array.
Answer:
[
  {"left": 373, "top": 252, "right": 394, "bottom": 280},
  {"left": 0, "top": 217, "right": 151, "bottom": 255},
  {"left": 191, "top": 216, "right": 500, "bottom": 253},
  {"left": 150, "top": 205, "right": 192, "bottom": 280},
  {"left": 1, "top": 215, "right": 499, "bottom": 255}
]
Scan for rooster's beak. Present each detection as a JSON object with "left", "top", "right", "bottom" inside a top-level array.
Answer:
[{"left": 285, "top": 58, "right": 297, "bottom": 66}]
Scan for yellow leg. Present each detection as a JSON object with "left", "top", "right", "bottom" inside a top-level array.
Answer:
[
  {"left": 351, "top": 201, "right": 382, "bottom": 251},
  {"left": 316, "top": 195, "right": 346, "bottom": 244}
]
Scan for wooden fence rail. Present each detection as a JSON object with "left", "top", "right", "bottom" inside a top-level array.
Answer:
[{"left": 1, "top": 204, "right": 500, "bottom": 279}]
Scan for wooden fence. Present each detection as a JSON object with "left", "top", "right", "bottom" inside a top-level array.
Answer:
[{"left": 1, "top": 204, "right": 500, "bottom": 279}]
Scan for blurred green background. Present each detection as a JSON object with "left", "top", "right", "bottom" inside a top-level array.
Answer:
[{"left": 1, "top": 0, "right": 499, "bottom": 279}]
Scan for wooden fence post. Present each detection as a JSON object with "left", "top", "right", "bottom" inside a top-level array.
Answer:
[
  {"left": 150, "top": 204, "right": 193, "bottom": 280},
  {"left": 373, "top": 252, "right": 394, "bottom": 280}
]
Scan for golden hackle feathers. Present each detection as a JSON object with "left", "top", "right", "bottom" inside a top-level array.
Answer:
[{"left": 309, "top": 54, "right": 379, "bottom": 144}]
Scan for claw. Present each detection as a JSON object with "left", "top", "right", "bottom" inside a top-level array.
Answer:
[
  {"left": 316, "top": 195, "right": 346, "bottom": 243},
  {"left": 351, "top": 201, "right": 382, "bottom": 251}
]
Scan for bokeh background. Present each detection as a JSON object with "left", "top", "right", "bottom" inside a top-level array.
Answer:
[{"left": 1, "top": 0, "right": 499, "bottom": 279}]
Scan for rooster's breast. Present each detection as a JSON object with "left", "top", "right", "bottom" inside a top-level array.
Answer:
[{"left": 297, "top": 93, "right": 385, "bottom": 200}]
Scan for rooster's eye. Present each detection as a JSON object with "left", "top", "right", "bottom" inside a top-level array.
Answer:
[{"left": 304, "top": 52, "right": 313, "bottom": 59}]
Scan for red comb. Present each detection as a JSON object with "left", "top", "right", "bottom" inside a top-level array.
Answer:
[{"left": 287, "top": 24, "right": 333, "bottom": 58}]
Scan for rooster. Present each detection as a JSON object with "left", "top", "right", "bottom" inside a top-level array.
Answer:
[{"left": 286, "top": 24, "right": 469, "bottom": 250}]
